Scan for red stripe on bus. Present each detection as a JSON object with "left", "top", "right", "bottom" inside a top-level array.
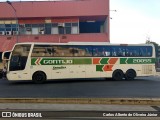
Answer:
[
  {"left": 108, "top": 58, "right": 118, "bottom": 64},
  {"left": 36, "top": 58, "right": 41, "bottom": 65},
  {"left": 93, "top": 58, "right": 101, "bottom": 64},
  {"left": 103, "top": 65, "right": 113, "bottom": 71}
]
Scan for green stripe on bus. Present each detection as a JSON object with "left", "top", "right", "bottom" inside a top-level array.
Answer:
[
  {"left": 73, "top": 58, "right": 92, "bottom": 64},
  {"left": 31, "top": 58, "right": 156, "bottom": 65},
  {"left": 31, "top": 58, "right": 92, "bottom": 65},
  {"left": 96, "top": 65, "right": 104, "bottom": 72},
  {"left": 100, "top": 58, "right": 109, "bottom": 64},
  {"left": 120, "top": 58, "right": 156, "bottom": 64},
  {"left": 31, "top": 58, "right": 37, "bottom": 65}
]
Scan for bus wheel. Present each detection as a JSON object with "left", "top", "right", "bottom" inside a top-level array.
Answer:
[
  {"left": 32, "top": 71, "right": 46, "bottom": 84},
  {"left": 112, "top": 69, "right": 124, "bottom": 81},
  {"left": 125, "top": 69, "right": 136, "bottom": 80}
]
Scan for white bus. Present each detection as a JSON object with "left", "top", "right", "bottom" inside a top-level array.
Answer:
[{"left": 2, "top": 42, "right": 156, "bottom": 83}]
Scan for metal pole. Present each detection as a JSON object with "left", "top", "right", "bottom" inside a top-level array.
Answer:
[{"left": 7, "top": 1, "right": 18, "bottom": 43}]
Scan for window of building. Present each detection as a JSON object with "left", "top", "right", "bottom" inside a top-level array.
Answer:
[
  {"left": 0, "top": 23, "right": 19, "bottom": 35},
  {"left": 5, "top": 24, "right": 12, "bottom": 35},
  {"left": 79, "top": 21, "right": 104, "bottom": 33},
  {"left": 39, "top": 24, "right": 45, "bottom": 34},
  {"left": 65, "top": 23, "right": 71, "bottom": 34},
  {"left": 0, "top": 24, "right": 5, "bottom": 35},
  {"left": 32, "top": 24, "right": 39, "bottom": 35},
  {"left": 51, "top": 22, "right": 78, "bottom": 35},
  {"left": 72, "top": 23, "right": 78, "bottom": 34},
  {"left": 11, "top": 24, "right": 18, "bottom": 35},
  {"left": 25, "top": 24, "right": 32, "bottom": 35},
  {"left": 19, "top": 24, "right": 26, "bottom": 35},
  {"left": 45, "top": 23, "right": 52, "bottom": 34},
  {"left": 58, "top": 26, "right": 65, "bottom": 34},
  {"left": 1, "top": 21, "right": 78, "bottom": 35},
  {"left": 0, "top": 24, "right": 5, "bottom": 31},
  {"left": 0, "top": 24, "right": 5, "bottom": 29},
  {"left": 51, "top": 23, "right": 58, "bottom": 34}
]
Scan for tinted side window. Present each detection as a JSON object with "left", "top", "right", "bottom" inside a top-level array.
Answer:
[
  {"left": 32, "top": 45, "right": 53, "bottom": 57},
  {"left": 32, "top": 45, "right": 74, "bottom": 57},
  {"left": 10, "top": 45, "right": 31, "bottom": 71},
  {"left": 72, "top": 46, "right": 92, "bottom": 57},
  {"left": 125, "top": 46, "right": 152, "bottom": 57},
  {"left": 126, "top": 46, "right": 140, "bottom": 57},
  {"left": 111, "top": 46, "right": 126, "bottom": 57},
  {"left": 93, "top": 46, "right": 104, "bottom": 56},
  {"left": 140, "top": 46, "right": 152, "bottom": 57},
  {"left": 53, "top": 46, "right": 73, "bottom": 57},
  {"left": 100, "top": 46, "right": 111, "bottom": 56}
]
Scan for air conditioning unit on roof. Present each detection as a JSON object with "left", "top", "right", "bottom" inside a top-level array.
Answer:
[
  {"left": 39, "top": 31, "right": 44, "bottom": 34},
  {"left": 19, "top": 24, "right": 25, "bottom": 28},
  {"left": 6, "top": 31, "right": 12, "bottom": 35},
  {"left": 58, "top": 23, "right": 65, "bottom": 27},
  {"left": 0, "top": 31, "right": 5, "bottom": 35},
  {"left": 26, "top": 28, "right": 31, "bottom": 31},
  {"left": 13, "top": 31, "right": 18, "bottom": 35}
]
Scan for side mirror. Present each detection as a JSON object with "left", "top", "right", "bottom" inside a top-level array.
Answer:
[{"left": 2, "top": 51, "right": 11, "bottom": 61}]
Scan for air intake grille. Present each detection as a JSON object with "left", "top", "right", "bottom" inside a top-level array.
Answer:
[{"left": 142, "top": 65, "right": 152, "bottom": 74}]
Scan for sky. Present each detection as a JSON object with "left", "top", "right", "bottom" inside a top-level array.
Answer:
[
  {"left": 1, "top": 0, "right": 160, "bottom": 44},
  {"left": 110, "top": 0, "right": 160, "bottom": 44}
]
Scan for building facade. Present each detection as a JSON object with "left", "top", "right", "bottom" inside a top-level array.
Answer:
[{"left": 0, "top": 0, "right": 110, "bottom": 52}]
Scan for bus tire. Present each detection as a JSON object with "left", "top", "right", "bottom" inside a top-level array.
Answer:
[
  {"left": 32, "top": 71, "right": 46, "bottom": 84},
  {"left": 112, "top": 69, "right": 124, "bottom": 81},
  {"left": 125, "top": 69, "right": 136, "bottom": 80}
]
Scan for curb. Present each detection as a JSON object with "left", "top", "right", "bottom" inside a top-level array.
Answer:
[{"left": 0, "top": 98, "right": 160, "bottom": 105}]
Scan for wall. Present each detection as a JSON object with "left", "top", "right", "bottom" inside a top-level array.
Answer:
[{"left": 0, "top": 33, "right": 109, "bottom": 51}]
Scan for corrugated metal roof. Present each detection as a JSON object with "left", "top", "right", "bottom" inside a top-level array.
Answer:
[{"left": 0, "top": 0, "right": 109, "bottom": 19}]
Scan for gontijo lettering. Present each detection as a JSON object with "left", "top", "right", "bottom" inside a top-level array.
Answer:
[{"left": 43, "top": 60, "right": 73, "bottom": 65}]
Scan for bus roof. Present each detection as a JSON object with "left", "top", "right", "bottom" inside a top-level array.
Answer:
[{"left": 15, "top": 42, "right": 154, "bottom": 46}]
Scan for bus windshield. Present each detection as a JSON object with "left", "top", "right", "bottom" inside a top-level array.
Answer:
[{"left": 9, "top": 44, "right": 31, "bottom": 71}]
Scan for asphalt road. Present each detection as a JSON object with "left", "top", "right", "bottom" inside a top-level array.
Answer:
[{"left": 0, "top": 76, "right": 160, "bottom": 98}]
